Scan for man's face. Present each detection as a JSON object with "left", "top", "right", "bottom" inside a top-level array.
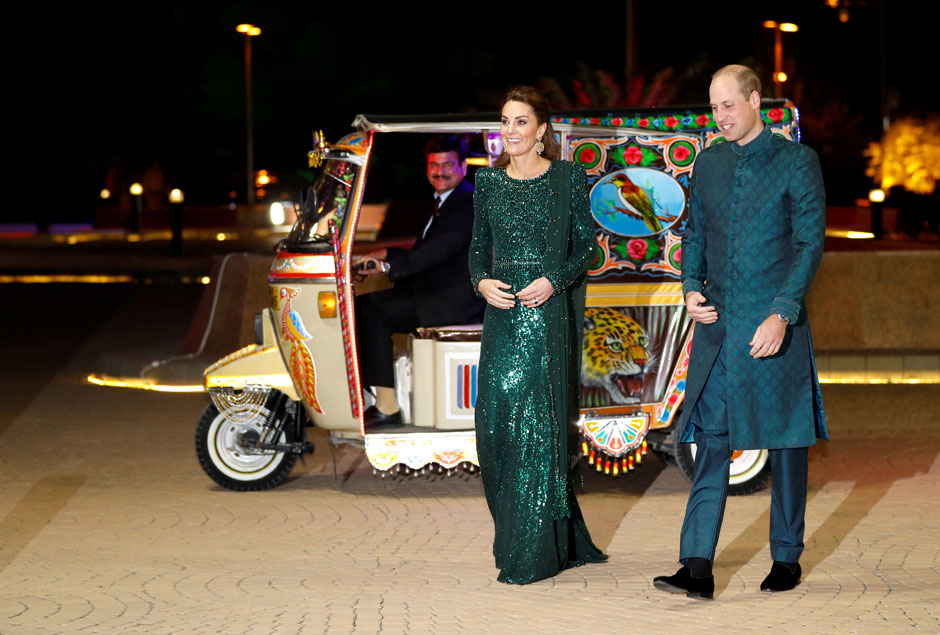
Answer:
[
  {"left": 709, "top": 75, "right": 763, "bottom": 146},
  {"left": 426, "top": 151, "right": 466, "bottom": 195}
]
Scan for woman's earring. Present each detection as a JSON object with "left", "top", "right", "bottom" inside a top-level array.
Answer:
[{"left": 534, "top": 137, "right": 545, "bottom": 155}]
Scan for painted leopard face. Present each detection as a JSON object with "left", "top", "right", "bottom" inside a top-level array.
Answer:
[{"left": 581, "top": 307, "right": 649, "bottom": 404}]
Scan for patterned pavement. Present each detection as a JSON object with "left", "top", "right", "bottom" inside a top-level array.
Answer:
[{"left": 1, "top": 286, "right": 938, "bottom": 633}]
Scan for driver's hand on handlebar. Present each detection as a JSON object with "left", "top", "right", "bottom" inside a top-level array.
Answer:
[
  {"left": 478, "top": 279, "right": 515, "bottom": 309},
  {"left": 354, "top": 256, "right": 384, "bottom": 275}
]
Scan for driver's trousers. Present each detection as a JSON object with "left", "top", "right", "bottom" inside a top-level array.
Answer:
[{"left": 678, "top": 343, "right": 809, "bottom": 565}]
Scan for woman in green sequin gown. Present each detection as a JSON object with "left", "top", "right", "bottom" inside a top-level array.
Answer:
[{"left": 469, "top": 87, "right": 607, "bottom": 585}]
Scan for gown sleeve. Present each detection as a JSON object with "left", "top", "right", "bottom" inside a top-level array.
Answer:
[
  {"left": 543, "top": 162, "right": 596, "bottom": 295},
  {"left": 468, "top": 169, "right": 493, "bottom": 296}
]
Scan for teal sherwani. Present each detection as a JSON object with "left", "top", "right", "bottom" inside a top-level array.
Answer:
[
  {"left": 679, "top": 125, "right": 828, "bottom": 449},
  {"left": 677, "top": 124, "right": 828, "bottom": 566}
]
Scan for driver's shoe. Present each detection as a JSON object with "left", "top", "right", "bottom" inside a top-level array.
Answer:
[{"left": 364, "top": 405, "right": 403, "bottom": 430}]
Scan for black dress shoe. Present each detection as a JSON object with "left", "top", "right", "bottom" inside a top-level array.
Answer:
[
  {"left": 653, "top": 567, "right": 715, "bottom": 600},
  {"left": 363, "top": 405, "right": 403, "bottom": 430},
  {"left": 760, "top": 561, "right": 801, "bottom": 592}
]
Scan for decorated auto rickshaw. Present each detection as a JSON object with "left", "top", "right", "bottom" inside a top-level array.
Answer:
[{"left": 196, "top": 100, "right": 802, "bottom": 494}]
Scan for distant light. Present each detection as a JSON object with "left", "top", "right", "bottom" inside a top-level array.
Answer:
[
  {"left": 825, "top": 229, "right": 875, "bottom": 240},
  {"left": 169, "top": 188, "right": 184, "bottom": 204},
  {"left": 0, "top": 274, "right": 134, "bottom": 284},
  {"left": 236, "top": 23, "right": 260, "bottom": 36},
  {"left": 466, "top": 157, "right": 490, "bottom": 166},
  {"left": 256, "top": 188, "right": 266, "bottom": 198},
  {"left": 826, "top": 0, "right": 838, "bottom": 7},
  {"left": 87, "top": 374, "right": 204, "bottom": 393},
  {"left": 201, "top": 276, "right": 211, "bottom": 285},
  {"left": 229, "top": 190, "right": 238, "bottom": 199},
  {"left": 762, "top": 20, "right": 778, "bottom": 29},
  {"left": 779, "top": 22, "right": 798, "bottom": 32},
  {"left": 869, "top": 188, "right": 885, "bottom": 203},
  {"left": 129, "top": 182, "right": 143, "bottom": 196},
  {"left": 127, "top": 234, "right": 141, "bottom": 242},
  {"left": 67, "top": 236, "right": 78, "bottom": 245},
  {"left": 270, "top": 201, "right": 285, "bottom": 225},
  {"left": 838, "top": 8, "right": 849, "bottom": 22},
  {"left": 100, "top": 188, "right": 111, "bottom": 200},
  {"left": 216, "top": 232, "right": 227, "bottom": 241},
  {"left": 775, "top": 72, "right": 788, "bottom": 83}
]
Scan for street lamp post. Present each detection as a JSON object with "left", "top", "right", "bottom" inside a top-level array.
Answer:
[
  {"left": 236, "top": 24, "right": 261, "bottom": 208},
  {"left": 169, "top": 188, "right": 185, "bottom": 255},
  {"left": 129, "top": 182, "right": 143, "bottom": 233},
  {"left": 763, "top": 21, "right": 798, "bottom": 98}
]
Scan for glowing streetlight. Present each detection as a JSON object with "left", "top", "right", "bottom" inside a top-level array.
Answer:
[
  {"left": 129, "top": 182, "right": 143, "bottom": 196},
  {"left": 764, "top": 21, "right": 798, "bottom": 98},
  {"left": 237, "top": 23, "right": 261, "bottom": 207},
  {"left": 100, "top": 188, "right": 111, "bottom": 200},
  {"left": 169, "top": 188, "right": 184, "bottom": 204}
]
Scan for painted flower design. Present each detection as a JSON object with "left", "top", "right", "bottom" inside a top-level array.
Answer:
[
  {"left": 638, "top": 118, "right": 650, "bottom": 128},
  {"left": 674, "top": 247, "right": 682, "bottom": 264},
  {"left": 665, "top": 116, "right": 679, "bottom": 129},
  {"left": 624, "top": 146, "right": 643, "bottom": 165},
  {"left": 611, "top": 117, "right": 623, "bottom": 126},
  {"left": 696, "top": 114, "right": 711, "bottom": 127},
  {"left": 672, "top": 145, "right": 691, "bottom": 162},
  {"left": 627, "top": 239, "right": 648, "bottom": 260},
  {"left": 768, "top": 108, "right": 784, "bottom": 122}
]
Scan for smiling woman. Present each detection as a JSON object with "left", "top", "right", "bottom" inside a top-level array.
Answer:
[{"left": 470, "top": 85, "right": 607, "bottom": 585}]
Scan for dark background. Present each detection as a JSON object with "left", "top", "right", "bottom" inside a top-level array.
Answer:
[{"left": 11, "top": 1, "right": 932, "bottom": 223}]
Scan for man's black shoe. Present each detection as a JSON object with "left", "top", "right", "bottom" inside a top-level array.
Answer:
[
  {"left": 653, "top": 567, "right": 714, "bottom": 600},
  {"left": 363, "top": 405, "right": 403, "bottom": 430},
  {"left": 760, "top": 561, "right": 801, "bottom": 592}
]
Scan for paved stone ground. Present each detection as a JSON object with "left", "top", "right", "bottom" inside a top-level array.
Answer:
[{"left": 1, "top": 285, "right": 938, "bottom": 633}]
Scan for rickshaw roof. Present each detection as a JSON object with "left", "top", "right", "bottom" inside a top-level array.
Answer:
[{"left": 352, "top": 99, "right": 795, "bottom": 136}]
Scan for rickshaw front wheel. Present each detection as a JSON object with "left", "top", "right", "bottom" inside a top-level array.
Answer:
[{"left": 195, "top": 399, "right": 298, "bottom": 491}]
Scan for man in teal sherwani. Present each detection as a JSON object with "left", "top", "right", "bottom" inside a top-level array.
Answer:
[{"left": 654, "top": 65, "right": 828, "bottom": 600}]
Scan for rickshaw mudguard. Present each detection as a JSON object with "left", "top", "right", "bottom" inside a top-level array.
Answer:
[{"left": 203, "top": 308, "right": 300, "bottom": 401}]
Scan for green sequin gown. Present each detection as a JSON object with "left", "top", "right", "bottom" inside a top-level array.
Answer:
[{"left": 469, "top": 161, "right": 607, "bottom": 585}]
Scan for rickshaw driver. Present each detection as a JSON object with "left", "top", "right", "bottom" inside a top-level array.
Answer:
[{"left": 355, "top": 135, "right": 486, "bottom": 429}]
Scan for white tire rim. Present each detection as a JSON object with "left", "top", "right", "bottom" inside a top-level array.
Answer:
[{"left": 206, "top": 407, "right": 287, "bottom": 481}]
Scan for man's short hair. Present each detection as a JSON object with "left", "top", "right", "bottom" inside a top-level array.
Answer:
[
  {"left": 712, "top": 64, "right": 762, "bottom": 99},
  {"left": 425, "top": 135, "right": 468, "bottom": 162}
]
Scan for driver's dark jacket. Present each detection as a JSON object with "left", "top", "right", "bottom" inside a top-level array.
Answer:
[{"left": 385, "top": 178, "right": 485, "bottom": 325}]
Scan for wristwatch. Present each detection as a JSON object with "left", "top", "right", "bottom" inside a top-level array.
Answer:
[
  {"left": 379, "top": 261, "right": 390, "bottom": 274},
  {"left": 775, "top": 313, "right": 790, "bottom": 324}
]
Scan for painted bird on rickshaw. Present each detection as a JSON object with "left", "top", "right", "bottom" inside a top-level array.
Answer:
[{"left": 610, "top": 173, "right": 676, "bottom": 233}]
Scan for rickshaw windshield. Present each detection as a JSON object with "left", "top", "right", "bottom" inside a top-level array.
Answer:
[{"left": 284, "top": 158, "right": 359, "bottom": 250}]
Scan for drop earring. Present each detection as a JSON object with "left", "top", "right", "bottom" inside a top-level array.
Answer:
[{"left": 534, "top": 137, "right": 544, "bottom": 155}]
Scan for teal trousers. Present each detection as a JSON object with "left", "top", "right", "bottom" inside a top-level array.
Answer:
[{"left": 679, "top": 344, "right": 808, "bottom": 565}]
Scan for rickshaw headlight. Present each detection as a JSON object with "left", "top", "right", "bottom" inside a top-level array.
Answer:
[{"left": 318, "top": 292, "right": 337, "bottom": 318}]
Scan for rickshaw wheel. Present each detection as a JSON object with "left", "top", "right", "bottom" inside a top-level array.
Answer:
[
  {"left": 675, "top": 442, "right": 772, "bottom": 496},
  {"left": 195, "top": 400, "right": 298, "bottom": 491}
]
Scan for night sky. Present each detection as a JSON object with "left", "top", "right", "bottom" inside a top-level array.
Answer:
[{"left": 12, "top": 1, "right": 932, "bottom": 222}]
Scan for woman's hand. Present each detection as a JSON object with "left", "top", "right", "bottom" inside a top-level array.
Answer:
[
  {"left": 516, "top": 276, "right": 554, "bottom": 307},
  {"left": 478, "top": 279, "right": 516, "bottom": 309}
]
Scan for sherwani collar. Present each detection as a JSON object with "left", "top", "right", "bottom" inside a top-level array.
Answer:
[{"left": 731, "top": 124, "right": 772, "bottom": 158}]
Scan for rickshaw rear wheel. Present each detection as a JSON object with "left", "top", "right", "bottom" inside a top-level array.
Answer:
[
  {"left": 675, "top": 441, "right": 772, "bottom": 496},
  {"left": 195, "top": 398, "right": 298, "bottom": 491}
]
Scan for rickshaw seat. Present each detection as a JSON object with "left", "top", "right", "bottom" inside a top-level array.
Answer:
[{"left": 414, "top": 324, "right": 483, "bottom": 342}]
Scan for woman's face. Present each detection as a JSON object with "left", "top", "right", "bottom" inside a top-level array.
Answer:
[{"left": 500, "top": 100, "right": 547, "bottom": 159}]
